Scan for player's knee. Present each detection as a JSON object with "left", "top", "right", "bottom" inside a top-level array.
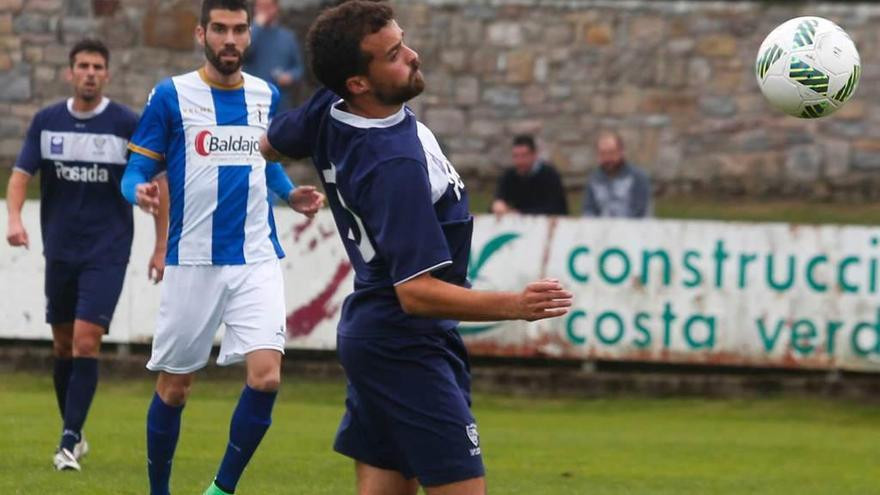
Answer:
[
  {"left": 157, "top": 374, "right": 193, "bottom": 406},
  {"left": 158, "top": 384, "right": 190, "bottom": 406},
  {"left": 72, "top": 338, "right": 100, "bottom": 358},
  {"left": 52, "top": 339, "right": 73, "bottom": 358},
  {"left": 248, "top": 369, "right": 281, "bottom": 392}
]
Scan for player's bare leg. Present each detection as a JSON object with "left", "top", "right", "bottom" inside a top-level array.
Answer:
[
  {"left": 425, "top": 477, "right": 486, "bottom": 495},
  {"left": 245, "top": 349, "right": 282, "bottom": 392},
  {"left": 355, "top": 462, "right": 419, "bottom": 495},
  {"left": 156, "top": 371, "right": 195, "bottom": 406}
]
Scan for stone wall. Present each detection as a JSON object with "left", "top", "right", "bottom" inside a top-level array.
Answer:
[{"left": 1, "top": 0, "right": 879, "bottom": 199}]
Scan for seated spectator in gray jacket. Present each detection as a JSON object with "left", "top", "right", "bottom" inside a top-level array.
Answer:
[
  {"left": 582, "top": 132, "right": 652, "bottom": 218},
  {"left": 491, "top": 134, "right": 568, "bottom": 216}
]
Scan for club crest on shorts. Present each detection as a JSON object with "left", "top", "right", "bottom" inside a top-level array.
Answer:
[{"left": 466, "top": 423, "right": 479, "bottom": 447}]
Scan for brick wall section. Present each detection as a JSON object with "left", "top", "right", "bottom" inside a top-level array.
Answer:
[{"left": 1, "top": 0, "right": 879, "bottom": 199}]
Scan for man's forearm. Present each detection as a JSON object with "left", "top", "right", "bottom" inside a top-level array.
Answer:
[
  {"left": 6, "top": 170, "right": 30, "bottom": 221},
  {"left": 153, "top": 176, "right": 169, "bottom": 252},
  {"left": 395, "top": 274, "right": 520, "bottom": 322}
]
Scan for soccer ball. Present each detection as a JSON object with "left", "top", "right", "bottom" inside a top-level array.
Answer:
[{"left": 755, "top": 16, "right": 861, "bottom": 118}]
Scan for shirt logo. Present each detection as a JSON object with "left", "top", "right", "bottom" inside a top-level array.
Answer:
[
  {"left": 54, "top": 161, "right": 109, "bottom": 183},
  {"left": 50, "top": 136, "right": 64, "bottom": 155},
  {"left": 193, "top": 129, "right": 261, "bottom": 157},
  {"left": 466, "top": 423, "right": 479, "bottom": 447}
]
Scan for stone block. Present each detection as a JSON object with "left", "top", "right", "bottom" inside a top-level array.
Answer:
[
  {"left": 13, "top": 13, "right": 50, "bottom": 33},
  {"left": 440, "top": 49, "right": 467, "bottom": 72},
  {"left": 0, "top": 0, "right": 23, "bottom": 13},
  {"left": 142, "top": 5, "right": 198, "bottom": 51},
  {"left": 482, "top": 87, "right": 520, "bottom": 107},
  {"left": 699, "top": 95, "right": 736, "bottom": 118},
  {"left": 23, "top": 0, "right": 61, "bottom": 12},
  {"left": 784, "top": 144, "right": 822, "bottom": 181},
  {"left": 23, "top": 46, "right": 42, "bottom": 63},
  {"left": 65, "top": 0, "right": 90, "bottom": 16},
  {"left": 0, "top": 13, "right": 11, "bottom": 33},
  {"left": 487, "top": 22, "right": 522, "bottom": 47},
  {"left": 424, "top": 108, "right": 466, "bottom": 135},
  {"left": 506, "top": 50, "right": 534, "bottom": 84},
  {"left": 545, "top": 24, "right": 573, "bottom": 45},
  {"left": 696, "top": 34, "right": 738, "bottom": 57},
  {"left": 60, "top": 16, "right": 98, "bottom": 41},
  {"left": 0, "top": 63, "right": 30, "bottom": 101},
  {"left": 629, "top": 16, "right": 665, "bottom": 43},
  {"left": 454, "top": 76, "right": 479, "bottom": 105},
  {"left": 469, "top": 119, "right": 503, "bottom": 138},
  {"left": 822, "top": 139, "right": 850, "bottom": 178},
  {"left": 584, "top": 24, "right": 612, "bottom": 46},
  {"left": 851, "top": 140, "right": 880, "bottom": 171},
  {"left": 34, "top": 66, "right": 55, "bottom": 81}
]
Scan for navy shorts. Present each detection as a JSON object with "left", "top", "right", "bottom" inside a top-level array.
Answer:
[
  {"left": 44, "top": 258, "right": 128, "bottom": 331},
  {"left": 333, "top": 328, "right": 485, "bottom": 487}
]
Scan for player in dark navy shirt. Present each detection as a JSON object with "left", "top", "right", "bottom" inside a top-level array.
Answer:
[
  {"left": 262, "top": 3, "right": 573, "bottom": 494},
  {"left": 4, "top": 39, "right": 167, "bottom": 472}
]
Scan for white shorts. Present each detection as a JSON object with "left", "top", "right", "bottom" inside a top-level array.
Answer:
[{"left": 147, "top": 258, "right": 287, "bottom": 374}]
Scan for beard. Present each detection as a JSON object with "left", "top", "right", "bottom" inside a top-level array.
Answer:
[
  {"left": 205, "top": 44, "right": 243, "bottom": 76},
  {"left": 373, "top": 64, "right": 425, "bottom": 106}
]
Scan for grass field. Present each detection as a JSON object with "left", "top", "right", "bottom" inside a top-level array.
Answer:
[{"left": 1, "top": 372, "right": 878, "bottom": 494}]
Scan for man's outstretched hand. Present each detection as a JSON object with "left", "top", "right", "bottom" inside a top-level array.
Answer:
[{"left": 288, "top": 186, "right": 325, "bottom": 219}]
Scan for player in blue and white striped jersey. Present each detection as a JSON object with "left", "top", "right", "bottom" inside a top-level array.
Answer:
[
  {"left": 5, "top": 38, "right": 167, "bottom": 473},
  {"left": 120, "top": 2, "right": 323, "bottom": 494}
]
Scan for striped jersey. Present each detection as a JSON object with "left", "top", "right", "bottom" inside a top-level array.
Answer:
[
  {"left": 14, "top": 97, "right": 138, "bottom": 262},
  {"left": 128, "top": 69, "right": 283, "bottom": 266}
]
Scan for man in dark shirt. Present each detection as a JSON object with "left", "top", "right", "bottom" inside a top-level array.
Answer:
[
  {"left": 491, "top": 134, "right": 568, "bottom": 216},
  {"left": 4, "top": 39, "right": 166, "bottom": 472}
]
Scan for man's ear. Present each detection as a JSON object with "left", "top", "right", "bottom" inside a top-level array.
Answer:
[
  {"left": 195, "top": 24, "right": 206, "bottom": 48},
  {"left": 346, "top": 75, "right": 370, "bottom": 97}
]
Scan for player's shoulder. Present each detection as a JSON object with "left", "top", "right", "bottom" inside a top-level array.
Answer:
[
  {"left": 32, "top": 99, "right": 69, "bottom": 123},
  {"left": 143, "top": 77, "right": 179, "bottom": 109},
  {"left": 105, "top": 100, "right": 139, "bottom": 123},
  {"left": 242, "top": 71, "right": 279, "bottom": 99}
]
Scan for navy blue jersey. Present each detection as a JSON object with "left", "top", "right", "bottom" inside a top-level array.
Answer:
[
  {"left": 268, "top": 89, "right": 472, "bottom": 337},
  {"left": 14, "top": 98, "right": 139, "bottom": 262}
]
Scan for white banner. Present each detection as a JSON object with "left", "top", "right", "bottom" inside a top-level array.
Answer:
[{"left": 3, "top": 201, "right": 880, "bottom": 371}]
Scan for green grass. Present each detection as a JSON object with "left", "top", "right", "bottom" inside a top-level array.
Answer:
[{"left": 1, "top": 372, "right": 878, "bottom": 494}]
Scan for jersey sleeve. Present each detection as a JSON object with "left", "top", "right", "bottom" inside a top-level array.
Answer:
[
  {"left": 357, "top": 158, "right": 452, "bottom": 285},
  {"left": 128, "top": 80, "right": 174, "bottom": 161},
  {"left": 266, "top": 87, "right": 338, "bottom": 160},
  {"left": 13, "top": 112, "right": 44, "bottom": 176}
]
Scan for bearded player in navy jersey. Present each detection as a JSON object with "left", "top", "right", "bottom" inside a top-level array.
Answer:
[
  {"left": 262, "top": 2, "right": 574, "bottom": 494},
  {"left": 5, "top": 39, "right": 168, "bottom": 472}
]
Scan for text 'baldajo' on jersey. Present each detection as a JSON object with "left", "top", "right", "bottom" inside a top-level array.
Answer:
[{"left": 128, "top": 69, "right": 283, "bottom": 266}]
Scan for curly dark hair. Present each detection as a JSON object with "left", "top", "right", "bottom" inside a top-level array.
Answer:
[
  {"left": 69, "top": 38, "right": 109, "bottom": 68},
  {"left": 307, "top": 0, "right": 394, "bottom": 98},
  {"left": 200, "top": 0, "right": 251, "bottom": 28}
]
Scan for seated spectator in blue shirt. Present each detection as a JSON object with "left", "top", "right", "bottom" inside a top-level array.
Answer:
[
  {"left": 491, "top": 134, "right": 568, "bottom": 216},
  {"left": 582, "top": 131, "right": 652, "bottom": 218},
  {"left": 243, "top": 0, "right": 304, "bottom": 109}
]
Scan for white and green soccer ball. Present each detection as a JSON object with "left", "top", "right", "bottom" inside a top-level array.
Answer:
[{"left": 755, "top": 16, "right": 861, "bottom": 118}]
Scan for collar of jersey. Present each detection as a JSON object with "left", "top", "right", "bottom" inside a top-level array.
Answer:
[
  {"left": 330, "top": 99, "right": 406, "bottom": 129},
  {"left": 197, "top": 68, "right": 245, "bottom": 90},
  {"left": 66, "top": 97, "right": 110, "bottom": 120}
]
